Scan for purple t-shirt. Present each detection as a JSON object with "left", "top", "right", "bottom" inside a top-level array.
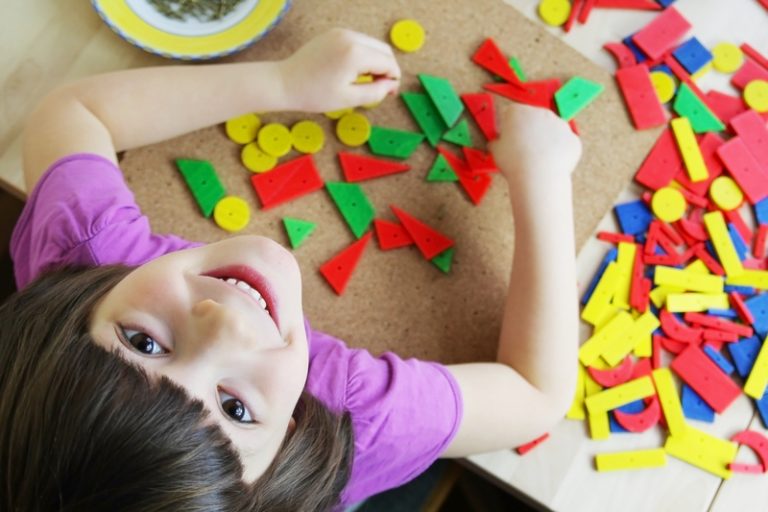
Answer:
[{"left": 10, "top": 154, "right": 463, "bottom": 508}]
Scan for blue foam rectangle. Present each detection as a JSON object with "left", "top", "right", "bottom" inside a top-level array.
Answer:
[
  {"left": 681, "top": 384, "right": 715, "bottom": 423},
  {"left": 581, "top": 247, "right": 618, "bottom": 305},
  {"left": 755, "top": 198, "right": 768, "bottom": 225},
  {"left": 727, "top": 224, "right": 749, "bottom": 261},
  {"left": 757, "top": 389, "right": 768, "bottom": 429},
  {"left": 614, "top": 200, "right": 653, "bottom": 236},
  {"left": 745, "top": 294, "right": 768, "bottom": 338},
  {"left": 703, "top": 345, "right": 735, "bottom": 375},
  {"left": 622, "top": 35, "right": 648, "bottom": 63},
  {"left": 672, "top": 37, "right": 713, "bottom": 75},
  {"left": 724, "top": 285, "right": 755, "bottom": 296},
  {"left": 707, "top": 308, "right": 738, "bottom": 319}
]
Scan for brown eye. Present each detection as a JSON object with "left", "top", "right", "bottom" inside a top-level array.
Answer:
[
  {"left": 219, "top": 390, "right": 255, "bottom": 423},
  {"left": 121, "top": 328, "right": 166, "bottom": 356}
]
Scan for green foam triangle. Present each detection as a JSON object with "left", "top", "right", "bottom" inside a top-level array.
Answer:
[
  {"left": 283, "top": 217, "right": 316, "bottom": 249},
  {"left": 176, "top": 159, "right": 226, "bottom": 218},
  {"left": 325, "top": 182, "right": 375, "bottom": 239},
  {"left": 554, "top": 76, "right": 604, "bottom": 121},
  {"left": 368, "top": 126, "right": 425, "bottom": 160},
  {"left": 442, "top": 119, "right": 472, "bottom": 147},
  {"left": 418, "top": 74, "right": 465, "bottom": 127},
  {"left": 673, "top": 82, "right": 725, "bottom": 133},
  {"left": 426, "top": 153, "right": 458, "bottom": 182},
  {"left": 431, "top": 247, "right": 454, "bottom": 274},
  {"left": 510, "top": 56, "right": 526, "bottom": 82},
  {"left": 401, "top": 92, "right": 448, "bottom": 147}
]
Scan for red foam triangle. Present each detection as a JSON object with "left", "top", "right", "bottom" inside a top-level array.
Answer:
[
  {"left": 319, "top": 232, "right": 372, "bottom": 295},
  {"left": 373, "top": 219, "right": 414, "bottom": 250},
  {"left": 484, "top": 79, "right": 561, "bottom": 110},
  {"left": 462, "top": 147, "right": 498, "bottom": 175},
  {"left": 338, "top": 152, "right": 411, "bottom": 182},
  {"left": 390, "top": 205, "right": 454, "bottom": 259},
  {"left": 250, "top": 155, "right": 324, "bottom": 210},
  {"left": 472, "top": 38, "right": 523, "bottom": 85},
  {"left": 461, "top": 92, "right": 498, "bottom": 141},
  {"left": 437, "top": 147, "right": 493, "bottom": 206}
]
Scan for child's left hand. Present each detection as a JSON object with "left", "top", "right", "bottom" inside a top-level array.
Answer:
[{"left": 278, "top": 28, "right": 401, "bottom": 113}]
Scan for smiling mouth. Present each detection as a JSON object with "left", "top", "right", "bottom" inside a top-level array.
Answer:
[{"left": 203, "top": 265, "right": 280, "bottom": 330}]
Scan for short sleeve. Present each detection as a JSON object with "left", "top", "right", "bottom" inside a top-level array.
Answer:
[
  {"left": 11, "top": 153, "right": 198, "bottom": 289},
  {"left": 339, "top": 347, "right": 463, "bottom": 505}
]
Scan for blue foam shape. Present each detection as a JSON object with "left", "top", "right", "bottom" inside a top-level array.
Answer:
[
  {"left": 727, "top": 224, "right": 749, "bottom": 261},
  {"left": 745, "top": 294, "right": 768, "bottom": 338},
  {"left": 728, "top": 335, "right": 762, "bottom": 378},
  {"left": 622, "top": 35, "right": 647, "bottom": 64},
  {"left": 614, "top": 200, "right": 653, "bottom": 236},
  {"left": 703, "top": 345, "right": 735, "bottom": 375},
  {"left": 755, "top": 198, "right": 768, "bottom": 225},
  {"left": 656, "top": 0, "right": 676, "bottom": 7},
  {"left": 581, "top": 248, "right": 618, "bottom": 305},
  {"left": 609, "top": 400, "right": 646, "bottom": 433},
  {"left": 704, "top": 240, "right": 718, "bottom": 260},
  {"left": 636, "top": 233, "right": 647, "bottom": 244},
  {"left": 681, "top": 384, "right": 715, "bottom": 423},
  {"left": 672, "top": 37, "right": 713, "bottom": 75},
  {"left": 724, "top": 284, "right": 756, "bottom": 296},
  {"left": 757, "top": 389, "right": 768, "bottom": 429},
  {"left": 707, "top": 308, "right": 738, "bottom": 319}
]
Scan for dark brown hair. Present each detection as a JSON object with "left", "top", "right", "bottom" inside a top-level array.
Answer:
[{"left": 0, "top": 265, "right": 353, "bottom": 511}]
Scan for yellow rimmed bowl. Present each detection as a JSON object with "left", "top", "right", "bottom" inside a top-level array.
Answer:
[{"left": 91, "top": 0, "right": 291, "bottom": 61}]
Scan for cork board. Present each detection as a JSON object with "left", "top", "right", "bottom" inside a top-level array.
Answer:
[{"left": 119, "top": 0, "right": 661, "bottom": 364}]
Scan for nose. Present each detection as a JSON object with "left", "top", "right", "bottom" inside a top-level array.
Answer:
[{"left": 187, "top": 299, "right": 260, "bottom": 356}]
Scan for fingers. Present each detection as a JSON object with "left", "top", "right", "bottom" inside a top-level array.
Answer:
[
  {"left": 349, "top": 45, "right": 402, "bottom": 81},
  {"left": 350, "top": 78, "right": 399, "bottom": 107}
]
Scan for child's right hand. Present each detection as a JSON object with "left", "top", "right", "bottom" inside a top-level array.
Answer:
[
  {"left": 489, "top": 103, "right": 582, "bottom": 188},
  {"left": 278, "top": 28, "right": 401, "bottom": 113}
]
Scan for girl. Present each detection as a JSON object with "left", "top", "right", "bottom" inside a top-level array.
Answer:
[{"left": 1, "top": 28, "right": 582, "bottom": 511}]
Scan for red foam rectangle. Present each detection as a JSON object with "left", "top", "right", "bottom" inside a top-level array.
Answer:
[
  {"left": 740, "top": 43, "right": 768, "bottom": 72},
  {"left": 635, "top": 129, "right": 682, "bottom": 189},
  {"left": 684, "top": 312, "right": 753, "bottom": 337},
  {"left": 731, "top": 58, "right": 768, "bottom": 90},
  {"left": 564, "top": 0, "right": 583, "bottom": 32},
  {"left": 578, "top": 0, "right": 597, "bottom": 24},
  {"left": 705, "top": 91, "right": 747, "bottom": 129},
  {"left": 595, "top": 0, "right": 660, "bottom": 8},
  {"left": 632, "top": 7, "right": 691, "bottom": 59},
  {"left": 693, "top": 243, "right": 725, "bottom": 276},
  {"left": 717, "top": 137, "right": 768, "bottom": 205},
  {"left": 755, "top": 225, "right": 768, "bottom": 260},
  {"left": 731, "top": 110, "right": 768, "bottom": 169},
  {"left": 598, "top": 231, "right": 635, "bottom": 244},
  {"left": 671, "top": 345, "right": 742, "bottom": 413},
  {"left": 730, "top": 292, "right": 756, "bottom": 326},
  {"left": 516, "top": 433, "right": 550, "bottom": 455},
  {"left": 615, "top": 64, "right": 667, "bottom": 129}
]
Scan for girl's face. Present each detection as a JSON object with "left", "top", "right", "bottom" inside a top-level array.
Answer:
[{"left": 89, "top": 235, "right": 308, "bottom": 482}]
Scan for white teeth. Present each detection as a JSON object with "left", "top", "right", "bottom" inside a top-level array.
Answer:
[{"left": 219, "top": 278, "right": 268, "bottom": 311}]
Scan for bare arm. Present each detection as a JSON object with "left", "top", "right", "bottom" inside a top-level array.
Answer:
[
  {"left": 442, "top": 104, "right": 581, "bottom": 457},
  {"left": 22, "top": 29, "right": 400, "bottom": 192}
]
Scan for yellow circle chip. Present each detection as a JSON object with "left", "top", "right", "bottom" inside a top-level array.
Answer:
[
  {"left": 709, "top": 176, "right": 744, "bottom": 211},
  {"left": 650, "top": 71, "right": 676, "bottom": 104},
  {"left": 213, "top": 196, "right": 250, "bottom": 233},
  {"left": 225, "top": 113, "right": 261, "bottom": 144},
  {"left": 336, "top": 112, "right": 371, "bottom": 147},
  {"left": 325, "top": 108, "right": 354, "bottom": 120},
  {"left": 241, "top": 142, "right": 278, "bottom": 173},
  {"left": 651, "top": 187, "right": 687, "bottom": 223},
  {"left": 390, "top": 19, "right": 425, "bottom": 53},
  {"left": 712, "top": 43, "right": 744, "bottom": 74},
  {"left": 744, "top": 79, "right": 768, "bottom": 113},
  {"left": 291, "top": 120, "right": 325, "bottom": 154},
  {"left": 257, "top": 123, "right": 292, "bottom": 157},
  {"left": 538, "top": 0, "right": 571, "bottom": 27}
]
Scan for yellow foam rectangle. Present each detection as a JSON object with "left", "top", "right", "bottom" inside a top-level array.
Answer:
[
  {"left": 566, "top": 363, "right": 587, "bottom": 420},
  {"left": 602, "top": 311, "right": 660, "bottom": 366},
  {"left": 585, "top": 373, "right": 609, "bottom": 440},
  {"left": 654, "top": 265, "right": 724, "bottom": 293},
  {"left": 652, "top": 368, "right": 687, "bottom": 437},
  {"left": 703, "top": 211, "right": 745, "bottom": 277},
  {"left": 595, "top": 448, "right": 667, "bottom": 472},
  {"left": 579, "top": 311, "right": 634, "bottom": 367},
  {"left": 585, "top": 376, "right": 656, "bottom": 413},
  {"left": 726, "top": 270, "right": 768, "bottom": 291},
  {"left": 685, "top": 259, "right": 711, "bottom": 275},
  {"left": 744, "top": 335, "right": 768, "bottom": 399},
  {"left": 612, "top": 242, "right": 636, "bottom": 310},
  {"left": 634, "top": 332, "right": 652, "bottom": 358},
  {"left": 649, "top": 285, "right": 683, "bottom": 309},
  {"left": 582, "top": 262, "right": 620, "bottom": 326},
  {"left": 666, "top": 293, "right": 729, "bottom": 312},
  {"left": 664, "top": 427, "right": 737, "bottom": 480},
  {"left": 671, "top": 117, "right": 709, "bottom": 182}
]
